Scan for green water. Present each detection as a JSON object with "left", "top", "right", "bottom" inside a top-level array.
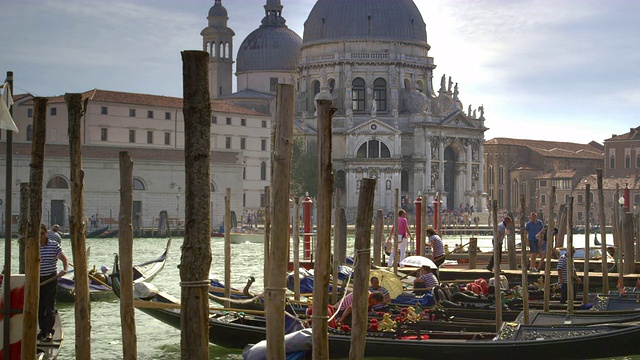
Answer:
[{"left": 1, "top": 237, "right": 638, "bottom": 359}]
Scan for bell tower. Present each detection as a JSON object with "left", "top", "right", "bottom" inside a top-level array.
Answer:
[{"left": 201, "top": 0, "right": 234, "bottom": 99}]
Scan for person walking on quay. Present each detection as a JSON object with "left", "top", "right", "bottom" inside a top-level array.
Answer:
[
  {"left": 486, "top": 216, "right": 512, "bottom": 272},
  {"left": 38, "top": 224, "right": 69, "bottom": 342},
  {"left": 387, "top": 209, "right": 413, "bottom": 266},
  {"left": 426, "top": 227, "right": 445, "bottom": 267},
  {"left": 525, "top": 212, "right": 544, "bottom": 272},
  {"left": 557, "top": 246, "right": 581, "bottom": 304},
  {"left": 536, "top": 224, "right": 557, "bottom": 271}
]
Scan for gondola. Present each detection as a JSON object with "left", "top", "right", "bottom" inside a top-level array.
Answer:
[
  {"left": 86, "top": 225, "right": 110, "bottom": 238},
  {"left": 113, "top": 279, "right": 640, "bottom": 360},
  {"left": 57, "top": 238, "right": 171, "bottom": 302}
]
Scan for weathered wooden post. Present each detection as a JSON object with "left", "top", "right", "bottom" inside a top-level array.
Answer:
[
  {"left": 520, "top": 195, "right": 529, "bottom": 324},
  {"left": 556, "top": 204, "right": 567, "bottom": 248},
  {"left": 332, "top": 189, "right": 340, "bottom": 303},
  {"left": 623, "top": 212, "right": 635, "bottom": 275},
  {"left": 583, "top": 184, "right": 591, "bottom": 305},
  {"left": 567, "top": 197, "right": 575, "bottom": 315},
  {"left": 312, "top": 98, "right": 333, "bottom": 360},
  {"left": 507, "top": 211, "right": 516, "bottom": 269},
  {"left": 19, "top": 183, "right": 29, "bottom": 274},
  {"left": 543, "top": 186, "right": 556, "bottom": 313},
  {"left": 266, "top": 84, "right": 294, "bottom": 359},
  {"left": 393, "top": 188, "right": 399, "bottom": 274},
  {"left": 67, "top": 93, "right": 92, "bottom": 359},
  {"left": 373, "top": 209, "right": 383, "bottom": 266},
  {"left": 263, "top": 186, "right": 270, "bottom": 288},
  {"left": 21, "top": 97, "right": 47, "bottom": 360},
  {"left": 613, "top": 185, "right": 620, "bottom": 258},
  {"left": 338, "top": 208, "right": 347, "bottom": 263},
  {"left": 224, "top": 188, "right": 231, "bottom": 308},
  {"left": 468, "top": 237, "right": 477, "bottom": 269},
  {"left": 293, "top": 199, "right": 301, "bottom": 301},
  {"left": 492, "top": 200, "right": 502, "bottom": 332},
  {"left": 118, "top": 151, "right": 136, "bottom": 360},
  {"left": 180, "top": 50, "right": 212, "bottom": 360},
  {"left": 596, "top": 169, "right": 609, "bottom": 291},
  {"left": 350, "top": 178, "right": 376, "bottom": 360}
]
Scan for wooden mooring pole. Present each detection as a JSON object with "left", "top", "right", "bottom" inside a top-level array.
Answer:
[
  {"left": 224, "top": 188, "right": 231, "bottom": 309},
  {"left": 596, "top": 169, "right": 609, "bottom": 291},
  {"left": 519, "top": 195, "right": 529, "bottom": 324},
  {"left": 374, "top": 209, "right": 383, "bottom": 267},
  {"left": 293, "top": 199, "right": 301, "bottom": 301},
  {"left": 67, "top": 93, "right": 92, "bottom": 358},
  {"left": 18, "top": 183, "right": 29, "bottom": 274},
  {"left": 543, "top": 186, "right": 556, "bottom": 313},
  {"left": 567, "top": 197, "right": 575, "bottom": 315},
  {"left": 179, "top": 50, "right": 212, "bottom": 360},
  {"left": 332, "top": 190, "right": 340, "bottom": 303},
  {"left": 492, "top": 200, "right": 502, "bottom": 332},
  {"left": 2, "top": 71, "right": 14, "bottom": 359},
  {"left": 312, "top": 98, "right": 333, "bottom": 360},
  {"left": 350, "top": 178, "right": 376, "bottom": 360},
  {"left": 393, "top": 189, "right": 399, "bottom": 275},
  {"left": 263, "top": 186, "right": 270, "bottom": 289},
  {"left": 266, "top": 84, "right": 294, "bottom": 359},
  {"left": 623, "top": 212, "right": 635, "bottom": 275},
  {"left": 118, "top": 152, "right": 136, "bottom": 359},
  {"left": 21, "top": 97, "right": 47, "bottom": 360},
  {"left": 583, "top": 184, "right": 591, "bottom": 305}
]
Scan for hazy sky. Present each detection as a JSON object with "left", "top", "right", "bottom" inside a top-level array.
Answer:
[{"left": 1, "top": 0, "right": 638, "bottom": 144}]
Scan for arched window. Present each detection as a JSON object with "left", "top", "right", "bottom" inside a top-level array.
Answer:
[
  {"left": 610, "top": 155, "right": 615, "bottom": 169},
  {"left": 133, "top": 178, "right": 145, "bottom": 190},
  {"left": 416, "top": 80, "right": 424, "bottom": 93},
  {"left": 26, "top": 125, "right": 33, "bottom": 141},
  {"left": 625, "top": 155, "right": 630, "bottom": 169},
  {"left": 46, "top": 176, "right": 68, "bottom": 189},
  {"left": 218, "top": 43, "right": 223, "bottom": 58},
  {"left": 352, "top": 78, "right": 365, "bottom": 111},
  {"left": 224, "top": 43, "right": 230, "bottom": 58},
  {"left": 328, "top": 79, "right": 335, "bottom": 93},
  {"left": 403, "top": 79, "right": 410, "bottom": 90},
  {"left": 511, "top": 180, "right": 519, "bottom": 209},
  {"left": 260, "top": 161, "right": 266, "bottom": 181},
  {"left": 313, "top": 80, "right": 320, "bottom": 97},
  {"left": 374, "top": 78, "right": 387, "bottom": 111},
  {"left": 209, "top": 42, "right": 215, "bottom": 56},
  {"left": 356, "top": 140, "right": 391, "bottom": 159},
  {"left": 211, "top": 182, "right": 216, "bottom": 192},
  {"left": 488, "top": 166, "right": 494, "bottom": 185}
]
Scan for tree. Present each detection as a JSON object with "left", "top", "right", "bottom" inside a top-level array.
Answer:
[{"left": 291, "top": 137, "right": 317, "bottom": 198}]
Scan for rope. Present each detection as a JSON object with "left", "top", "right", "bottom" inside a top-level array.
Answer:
[
  {"left": 208, "top": 292, "right": 265, "bottom": 305},
  {"left": 180, "top": 280, "right": 211, "bottom": 288}
]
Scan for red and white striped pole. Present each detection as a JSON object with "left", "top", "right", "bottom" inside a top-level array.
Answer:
[{"left": 302, "top": 192, "right": 312, "bottom": 260}]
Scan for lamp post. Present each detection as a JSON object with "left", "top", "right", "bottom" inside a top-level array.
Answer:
[{"left": 177, "top": 193, "right": 181, "bottom": 216}]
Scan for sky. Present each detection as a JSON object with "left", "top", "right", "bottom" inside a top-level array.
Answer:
[{"left": 1, "top": 0, "right": 638, "bottom": 144}]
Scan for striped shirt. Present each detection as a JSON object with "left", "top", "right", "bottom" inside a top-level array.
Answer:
[
  {"left": 369, "top": 286, "right": 389, "bottom": 298},
  {"left": 335, "top": 292, "right": 354, "bottom": 312},
  {"left": 40, "top": 239, "right": 62, "bottom": 276},
  {"left": 47, "top": 230, "right": 62, "bottom": 245},
  {"left": 418, "top": 273, "right": 439, "bottom": 289},
  {"left": 429, "top": 235, "right": 445, "bottom": 257},
  {"left": 557, "top": 254, "right": 574, "bottom": 284}
]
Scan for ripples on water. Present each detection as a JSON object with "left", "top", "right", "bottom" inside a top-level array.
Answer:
[{"left": 0, "top": 236, "right": 636, "bottom": 359}]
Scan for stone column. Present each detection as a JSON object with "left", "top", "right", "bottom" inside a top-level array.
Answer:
[
  {"left": 439, "top": 138, "right": 445, "bottom": 191},
  {"left": 479, "top": 141, "right": 487, "bottom": 212},
  {"left": 425, "top": 137, "right": 432, "bottom": 190},
  {"left": 466, "top": 140, "right": 472, "bottom": 193}
]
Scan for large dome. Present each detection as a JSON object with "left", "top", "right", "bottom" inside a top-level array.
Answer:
[
  {"left": 303, "top": 0, "right": 427, "bottom": 45},
  {"left": 236, "top": 26, "right": 302, "bottom": 73}
]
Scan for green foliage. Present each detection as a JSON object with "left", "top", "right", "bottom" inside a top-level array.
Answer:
[{"left": 290, "top": 137, "right": 317, "bottom": 198}]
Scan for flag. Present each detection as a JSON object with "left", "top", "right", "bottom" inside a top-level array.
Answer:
[{"left": 0, "top": 82, "right": 18, "bottom": 133}]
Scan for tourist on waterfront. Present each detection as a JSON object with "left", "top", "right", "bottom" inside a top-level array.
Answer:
[
  {"left": 38, "top": 224, "right": 69, "bottom": 342},
  {"left": 369, "top": 276, "right": 391, "bottom": 305},
  {"left": 386, "top": 209, "right": 413, "bottom": 266},
  {"left": 525, "top": 212, "right": 544, "bottom": 272},
  {"left": 557, "top": 246, "right": 581, "bottom": 304},
  {"left": 486, "top": 216, "right": 512, "bottom": 272},
  {"left": 335, "top": 291, "right": 385, "bottom": 326},
  {"left": 425, "top": 227, "right": 445, "bottom": 267},
  {"left": 413, "top": 265, "right": 439, "bottom": 292},
  {"left": 47, "top": 224, "right": 62, "bottom": 245}
]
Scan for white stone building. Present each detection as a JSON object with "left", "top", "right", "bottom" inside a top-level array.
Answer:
[{"left": 207, "top": 0, "right": 488, "bottom": 218}]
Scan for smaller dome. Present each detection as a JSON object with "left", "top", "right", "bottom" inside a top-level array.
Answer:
[
  {"left": 236, "top": 27, "right": 302, "bottom": 73},
  {"left": 208, "top": 1, "right": 227, "bottom": 18}
]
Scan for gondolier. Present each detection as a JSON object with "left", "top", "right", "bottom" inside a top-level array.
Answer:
[
  {"left": 557, "top": 246, "right": 582, "bottom": 304},
  {"left": 39, "top": 224, "right": 69, "bottom": 342},
  {"left": 425, "top": 227, "right": 445, "bottom": 267}
]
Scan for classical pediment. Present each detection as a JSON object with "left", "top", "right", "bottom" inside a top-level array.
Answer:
[
  {"left": 439, "top": 111, "right": 477, "bottom": 129},
  {"left": 345, "top": 119, "right": 400, "bottom": 135}
]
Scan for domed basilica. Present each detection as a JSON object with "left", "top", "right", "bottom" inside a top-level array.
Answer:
[{"left": 202, "top": 0, "right": 487, "bottom": 215}]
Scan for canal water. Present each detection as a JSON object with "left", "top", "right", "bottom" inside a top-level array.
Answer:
[{"left": 1, "top": 235, "right": 637, "bottom": 359}]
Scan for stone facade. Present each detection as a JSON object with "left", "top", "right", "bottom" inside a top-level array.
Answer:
[{"left": 604, "top": 126, "right": 640, "bottom": 179}]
